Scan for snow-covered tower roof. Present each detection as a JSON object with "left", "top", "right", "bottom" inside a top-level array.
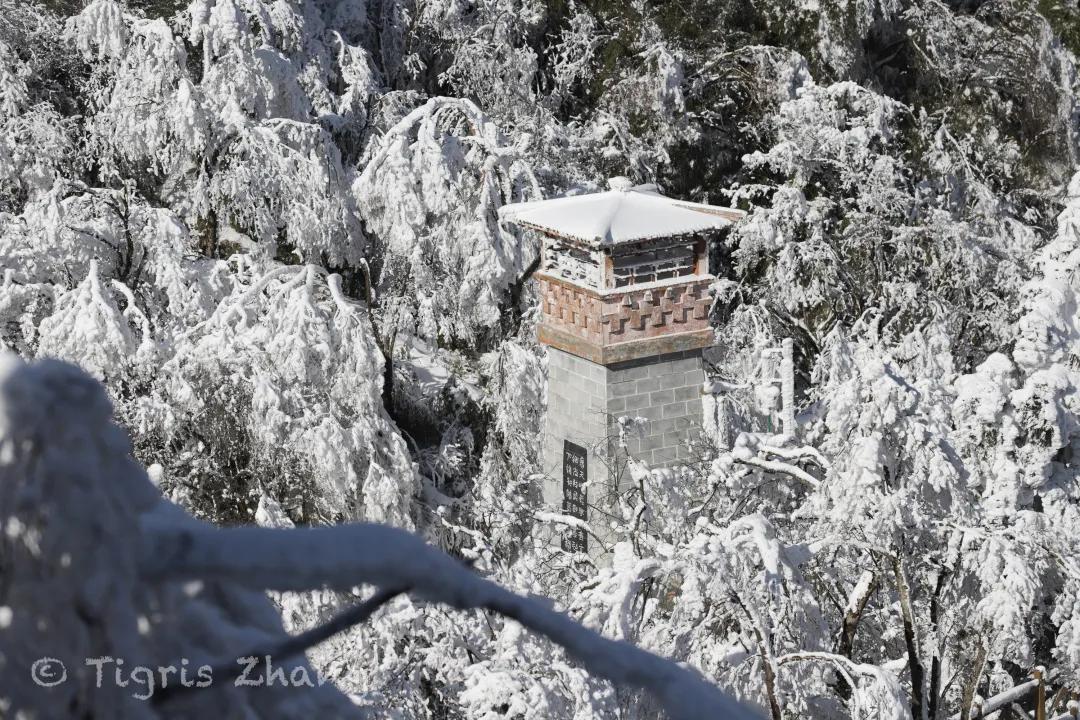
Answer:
[
  {"left": 500, "top": 177, "right": 745, "bottom": 365},
  {"left": 498, "top": 176, "right": 743, "bottom": 247}
]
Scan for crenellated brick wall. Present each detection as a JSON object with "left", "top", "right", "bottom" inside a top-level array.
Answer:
[{"left": 537, "top": 273, "right": 714, "bottom": 364}]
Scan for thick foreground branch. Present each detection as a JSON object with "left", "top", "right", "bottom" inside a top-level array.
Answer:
[{"left": 140, "top": 517, "right": 754, "bottom": 720}]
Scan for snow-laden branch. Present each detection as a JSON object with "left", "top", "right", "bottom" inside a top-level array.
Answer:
[
  {"left": 776, "top": 651, "right": 861, "bottom": 687},
  {"left": 534, "top": 510, "right": 610, "bottom": 552},
  {"left": 139, "top": 517, "right": 754, "bottom": 720},
  {"left": 723, "top": 432, "right": 827, "bottom": 488},
  {"left": 736, "top": 454, "right": 822, "bottom": 488},
  {"left": 775, "top": 651, "right": 907, "bottom": 720},
  {"left": 357, "top": 97, "right": 490, "bottom": 188},
  {"left": 535, "top": 510, "right": 593, "bottom": 532},
  {"left": 775, "top": 650, "right": 892, "bottom": 679},
  {"left": 758, "top": 443, "right": 831, "bottom": 471}
]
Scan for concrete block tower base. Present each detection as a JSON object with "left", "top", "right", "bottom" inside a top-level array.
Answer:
[{"left": 542, "top": 346, "right": 707, "bottom": 553}]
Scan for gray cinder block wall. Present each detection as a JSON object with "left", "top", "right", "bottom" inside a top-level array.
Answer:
[
  {"left": 542, "top": 347, "right": 612, "bottom": 509},
  {"left": 604, "top": 349, "right": 707, "bottom": 468},
  {"left": 542, "top": 346, "right": 706, "bottom": 548}
]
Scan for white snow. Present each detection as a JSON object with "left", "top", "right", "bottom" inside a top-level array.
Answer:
[{"left": 499, "top": 177, "right": 744, "bottom": 246}]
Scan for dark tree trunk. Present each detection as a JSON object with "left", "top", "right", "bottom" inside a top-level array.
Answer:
[{"left": 894, "top": 555, "right": 927, "bottom": 720}]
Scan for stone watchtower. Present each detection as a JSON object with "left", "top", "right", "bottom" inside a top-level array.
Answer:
[{"left": 500, "top": 178, "right": 744, "bottom": 552}]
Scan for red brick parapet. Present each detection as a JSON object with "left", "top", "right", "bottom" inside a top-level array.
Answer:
[{"left": 537, "top": 273, "right": 716, "bottom": 364}]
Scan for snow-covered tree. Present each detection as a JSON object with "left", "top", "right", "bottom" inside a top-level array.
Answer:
[{"left": 3, "top": 0, "right": 1080, "bottom": 717}]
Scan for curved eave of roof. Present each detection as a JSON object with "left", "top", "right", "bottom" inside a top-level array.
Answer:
[
  {"left": 669, "top": 202, "right": 747, "bottom": 222},
  {"left": 512, "top": 219, "right": 735, "bottom": 246}
]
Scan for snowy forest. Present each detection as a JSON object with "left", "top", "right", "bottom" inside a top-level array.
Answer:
[{"left": 2, "top": 0, "right": 1080, "bottom": 718}]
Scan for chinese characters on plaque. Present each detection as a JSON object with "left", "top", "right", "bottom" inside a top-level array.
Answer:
[{"left": 561, "top": 441, "right": 588, "bottom": 553}]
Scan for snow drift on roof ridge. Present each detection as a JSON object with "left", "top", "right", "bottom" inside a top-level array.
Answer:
[{"left": 498, "top": 182, "right": 744, "bottom": 245}]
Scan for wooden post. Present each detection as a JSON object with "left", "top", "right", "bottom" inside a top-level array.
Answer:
[
  {"left": 694, "top": 236, "right": 708, "bottom": 275},
  {"left": 1033, "top": 667, "right": 1045, "bottom": 720},
  {"left": 600, "top": 249, "right": 613, "bottom": 291}
]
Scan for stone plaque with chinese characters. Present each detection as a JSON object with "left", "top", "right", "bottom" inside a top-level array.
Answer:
[{"left": 561, "top": 440, "right": 588, "bottom": 553}]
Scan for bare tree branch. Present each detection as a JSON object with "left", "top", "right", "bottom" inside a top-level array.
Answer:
[{"left": 153, "top": 585, "right": 407, "bottom": 706}]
